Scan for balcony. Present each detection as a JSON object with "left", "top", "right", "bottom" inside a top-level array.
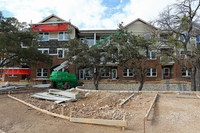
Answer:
[{"left": 160, "top": 56, "right": 175, "bottom": 65}]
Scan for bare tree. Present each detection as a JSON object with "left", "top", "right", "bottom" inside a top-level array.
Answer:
[{"left": 155, "top": 0, "right": 200, "bottom": 91}]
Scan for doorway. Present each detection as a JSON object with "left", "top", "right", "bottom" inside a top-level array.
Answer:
[
  {"left": 163, "top": 68, "right": 170, "bottom": 79},
  {"left": 112, "top": 69, "right": 117, "bottom": 80},
  {"left": 79, "top": 69, "right": 85, "bottom": 80}
]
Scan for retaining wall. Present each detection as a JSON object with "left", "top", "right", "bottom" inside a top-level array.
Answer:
[{"left": 82, "top": 83, "right": 191, "bottom": 91}]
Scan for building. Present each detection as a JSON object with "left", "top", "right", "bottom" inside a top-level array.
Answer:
[{"left": 0, "top": 14, "right": 198, "bottom": 82}]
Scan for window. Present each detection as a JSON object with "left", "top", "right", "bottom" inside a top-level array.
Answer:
[
  {"left": 146, "top": 68, "right": 157, "bottom": 77},
  {"left": 196, "top": 35, "right": 200, "bottom": 48},
  {"left": 180, "top": 50, "right": 192, "bottom": 59},
  {"left": 37, "top": 68, "right": 48, "bottom": 77},
  {"left": 58, "top": 32, "right": 69, "bottom": 41},
  {"left": 182, "top": 68, "right": 191, "bottom": 77},
  {"left": 123, "top": 69, "right": 133, "bottom": 77},
  {"left": 38, "top": 48, "right": 49, "bottom": 54},
  {"left": 8, "top": 74, "right": 17, "bottom": 77},
  {"left": 39, "top": 32, "right": 49, "bottom": 41},
  {"left": 101, "top": 68, "right": 110, "bottom": 77},
  {"left": 85, "top": 68, "right": 93, "bottom": 77},
  {"left": 81, "top": 38, "right": 94, "bottom": 46},
  {"left": 147, "top": 50, "right": 157, "bottom": 59},
  {"left": 57, "top": 48, "right": 68, "bottom": 58}
]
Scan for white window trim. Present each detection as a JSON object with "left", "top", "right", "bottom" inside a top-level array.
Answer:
[
  {"left": 58, "top": 31, "right": 69, "bottom": 41},
  {"left": 182, "top": 69, "right": 191, "bottom": 77},
  {"left": 38, "top": 48, "right": 49, "bottom": 54},
  {"left": 39, "top": 32, "right": 49, "bottom": 41},
  {"left": 123, "top": 69, "right": 134, "bottom": 77},
  {"left": 36, "top": 68, "right": 48, "bottom": 77},
  {"left": 85, "top": 68, "right": 93, "bottom": 77},
  {"left": 8, "top": 74, "right": 18, "bottom": 77},
  {"left": 146, "top": 68, "right": 157, "bottom": 77},
  {"left": 148, "top": 50, "right": 157, "bottom": 60},
  {"left": 100, "top": 68, "right": 110, "bottom": 77},
  {"left": 57, "top": 48, "right": 67, "bottom": 59}
]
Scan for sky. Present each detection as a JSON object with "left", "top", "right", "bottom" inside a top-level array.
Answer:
[{"left": 0, "top": 0, "right": 177, "bottom": 30}]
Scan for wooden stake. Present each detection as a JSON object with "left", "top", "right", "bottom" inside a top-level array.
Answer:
[
  {"left": 122, "top": 115, "right": 126, "bottom": 131},
  {"left": 61, "top": 106, "right": 64, "bottom": 115}
]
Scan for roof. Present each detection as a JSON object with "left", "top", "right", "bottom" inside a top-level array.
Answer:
[
  {"left": 124, "top": 18, "right": 158, "bottom": 30},
  {"left": 31, "top": 14, "right": 79, "bottom": 30}
]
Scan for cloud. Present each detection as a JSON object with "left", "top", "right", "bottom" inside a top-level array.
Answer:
[{"left": 1, "top": 0, "right": 177, "bottom": 29}]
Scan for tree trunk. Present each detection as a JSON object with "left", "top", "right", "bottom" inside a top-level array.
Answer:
[
  {"left": 196, "top": 68, "right": 200, "bottom": 91},
  {"left": 191, "top": 67, "right": 196, "bottom": 91},
  {"left": 138, "top": 78, "right": 144, "bottom": 91}
]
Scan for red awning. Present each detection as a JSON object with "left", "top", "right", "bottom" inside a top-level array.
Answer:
[
  {"left": 32, "top": 24, "right": 68, "bottom": 32},
  {"left": 0, "top": 68, "right": 31, "bottom": 75}
]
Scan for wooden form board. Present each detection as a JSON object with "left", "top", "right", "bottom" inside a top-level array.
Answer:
[
  {"left": 145, "top": 93, "right": 158, "bottom": 120},
  {"left": 8, "top": 95, "right": 70, "bottom": 120},
  {"left": 70, "top": 117, "right": 128, "bottom": 128},
  {"left": 8, "top": 95, "right": 127, "bottom": 130},
  {"left": 119, "top": 93, "right": 134, "bottom": 106}
]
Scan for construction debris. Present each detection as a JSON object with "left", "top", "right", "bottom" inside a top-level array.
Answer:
[
  {"left": 31, "top": 92, "right": 75, "bottom": 104},
  {"left": 32, "top": 84, "right": 51, "bottom": 88},
  {"left": 49, "top": 89, "right": 82, "bottom": 99}
]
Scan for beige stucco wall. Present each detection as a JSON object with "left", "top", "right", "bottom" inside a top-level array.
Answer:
[{"left": 126, "top": 21, "right": 156, "bottom": 36}]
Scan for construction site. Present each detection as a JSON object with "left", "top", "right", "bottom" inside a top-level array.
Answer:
[{"left": 0, "top": 81, "right": 200, "bottom": 133}]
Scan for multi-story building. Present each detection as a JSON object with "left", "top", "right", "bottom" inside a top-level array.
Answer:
[{"left": 0, "top": 14, "right": 198, "bottom": 82}]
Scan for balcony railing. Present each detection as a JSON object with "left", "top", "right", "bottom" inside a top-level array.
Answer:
[{"left": 160, "top": 56, "right": 175, "bottom": 65}]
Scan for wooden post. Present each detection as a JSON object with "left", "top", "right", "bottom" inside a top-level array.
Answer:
[
  {"left": 122, "top": 115, "right": 125, "bottom": 131},
  {"left": 61, "top": 106, "right": 64, "bottom": 115},
  {"left": 144, "top": 117, "right": 146, "bottom": 133}
]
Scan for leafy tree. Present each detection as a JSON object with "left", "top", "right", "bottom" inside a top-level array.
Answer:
[
  {"left": 0, "top": 14, "right": 51, "bottom": 68},
  {"left": 65, "top": 38, "right": 107, "bottom": 90},
  {"left": 155, "top": 0, "right": 200, "bottom": 91},
  {"left": 106, "top": 25, "right": 158, "bottom": 91}
]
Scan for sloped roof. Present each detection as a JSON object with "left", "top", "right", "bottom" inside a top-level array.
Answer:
[
  {"left": 39, "top": 14, "right": 66, "bottom": 23},
  {"left": 124, "top": 18, "right": 158, "bottom": 30},
  {"left": 31, "top": 14, "right": 79, "bottom": 30}
]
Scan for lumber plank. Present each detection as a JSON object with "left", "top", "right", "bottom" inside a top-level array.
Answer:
[
  {"left": 119, "top": 93, "right": 134, "bottom": 106},
  {"left": 145, "top": 93, "right": 158, "bottom": 120},
  {"left": 8, "top": 95, "right": 70, "bottom": 120},
  {"left": 70, "top": 117, "right": 128, "bottom": 127}
]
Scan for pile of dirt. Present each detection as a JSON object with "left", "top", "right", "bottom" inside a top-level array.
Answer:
[{"left": 14, "top": 91, "right": 153, "bottom": 121}]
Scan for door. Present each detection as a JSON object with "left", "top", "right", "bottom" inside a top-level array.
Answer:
[
  {"left": 112, "top": 69, "right": 117, "bottom": 80},
  {"left": 79, "top": 69, "right": 85, "bottom": 80},
  {"left": 163, "top": 68, "right": 170, "bottom": 78}
]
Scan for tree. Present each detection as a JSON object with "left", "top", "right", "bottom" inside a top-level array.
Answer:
[
  {"left": 155, "top": 0, "right": 200, "bottom": 91},
  {"left": 65, "top": 38, "right": 107, "bottom": 90},
  {"left": 0, "top": 14, "right": 51, "bottom": 68},
  {"left": 106, "top": 25, "right": 158, "bottom": 91}
]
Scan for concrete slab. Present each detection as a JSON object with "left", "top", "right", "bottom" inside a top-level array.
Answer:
[
  {"left": 31, "top": 92, "right": 74, "bottom": 103},
  {"left": 49, "top": 89, "right": 82, "bottom": 99}
]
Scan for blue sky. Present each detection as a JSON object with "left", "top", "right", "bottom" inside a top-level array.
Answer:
[{"left": 0, "top": 0, "right": 176, "bottom": 29}]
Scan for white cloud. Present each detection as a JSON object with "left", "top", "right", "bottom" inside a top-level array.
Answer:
[{"left": 1, "top": 0, "right": 177, "bottom": 29}]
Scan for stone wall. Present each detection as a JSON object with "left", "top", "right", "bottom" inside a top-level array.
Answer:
[{"left": 83, "top": 83, "right": 191, "bottom": 91}]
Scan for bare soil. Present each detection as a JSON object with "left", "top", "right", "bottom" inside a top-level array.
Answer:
[{"left": 0, "top": 88, "right": 200, "bottom": 133}]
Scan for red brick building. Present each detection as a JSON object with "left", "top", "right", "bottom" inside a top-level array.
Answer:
[{"left": 0, "top": 15, "right": 196, "bottom": 82}]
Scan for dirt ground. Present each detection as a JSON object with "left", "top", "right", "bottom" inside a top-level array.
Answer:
[{"left": 0, "top": 88, "right": 200, "bottom": 133}]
